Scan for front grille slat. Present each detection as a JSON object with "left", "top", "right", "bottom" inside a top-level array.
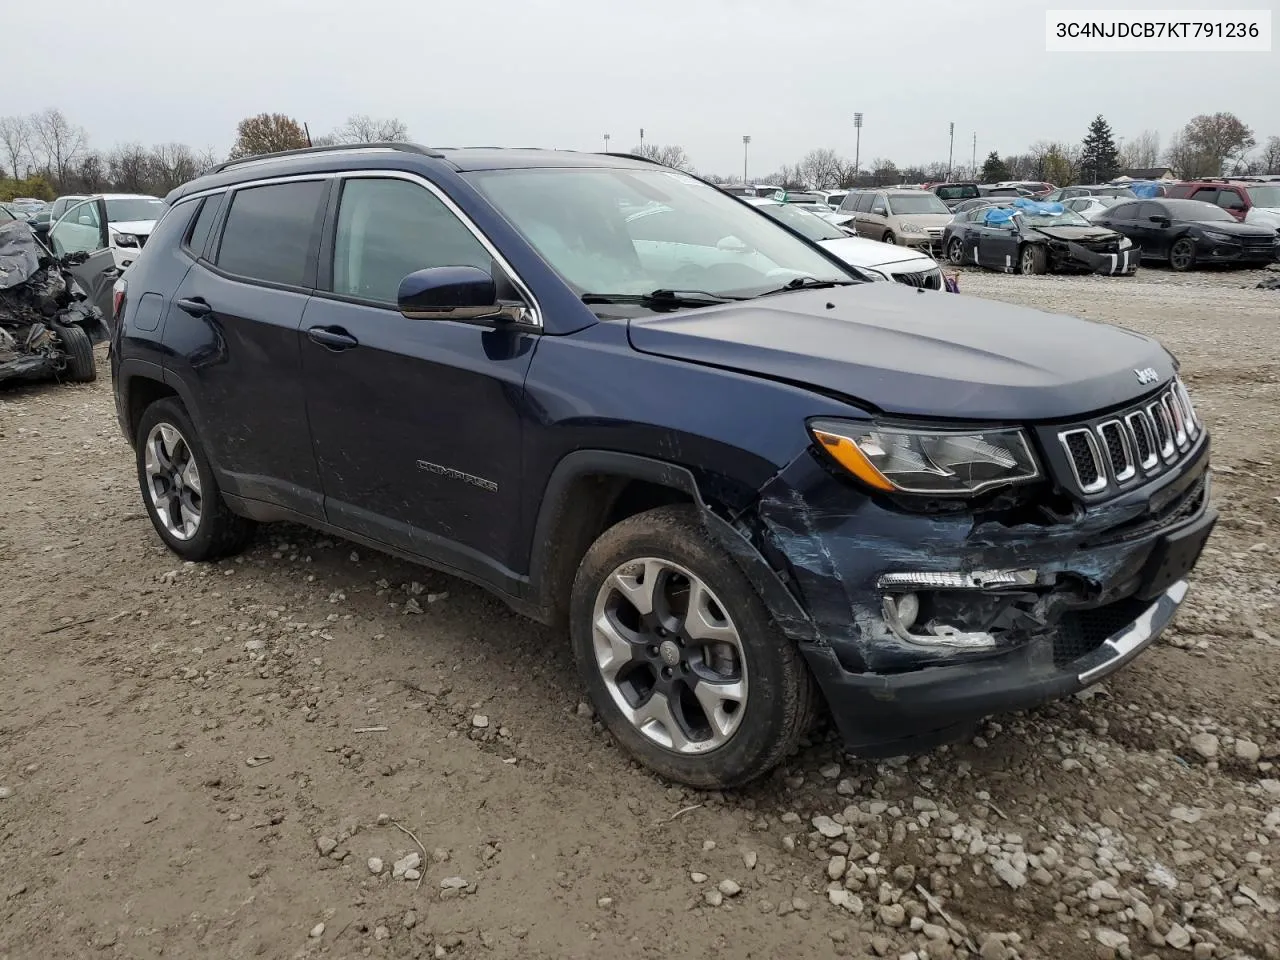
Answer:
[{"left": 1057, "top": 379, "right": 1199, "bottom": 496}]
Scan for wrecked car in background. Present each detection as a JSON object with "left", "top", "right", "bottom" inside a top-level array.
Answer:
[
  {"left": 944, "top": 199, "right": 1139, "bottom": 275},
  {"left": 0, "top": 216, "right": 109, "bottom": 385}
]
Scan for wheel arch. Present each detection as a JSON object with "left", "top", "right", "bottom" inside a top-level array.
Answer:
[{"left": 525, "top": 450, "right": 813, "bottom": 641}]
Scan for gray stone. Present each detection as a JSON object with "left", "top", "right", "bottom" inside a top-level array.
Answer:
[
  {"left": 828, "top": 855, "right": 848, "bottom": 880},
  {"left": 309, "top": 923, "right": 325, "bottom": 938},
  {"left": 367, "top": 857, "right": 384, "bottom": 875},
  {"left": 993, "top": 858, "right": 1027, "bottom": 889},
  {"left": 1094, "top": 929, "right": 1128, "bottom": 949},
  {"left": 704, "top": 889, "right": 723, "bottom": 907},
  {"left": 718, "top": 879, "right": 741, "bottom": 897},
  {"left": 828, "top": 889, "right": 863, "bottom": 914},
  {"left": 1189, "top": 733, "right": 1219, "bottom": 759},
  {"left": 878, "top": 903, "right": 906, "bottom": 927},
  {"left": 1164, "top": 924, "right": 1191, "bottom": 950},
  {"left": 813, "top": 815, "right": 844, "bottom": 839},
  {"left": 392, "top": 852, "right": 422, "bottom": 879},
  {"left": 1235, "top": 739, "right": 1262, "bottom": 763},
  {"left": 471, "top": 714, "right": 489, "bottom": 729},
  {"left": 316, "top": 836, "right": 338, "bottom": 856}
]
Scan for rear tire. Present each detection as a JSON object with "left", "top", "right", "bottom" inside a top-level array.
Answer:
[
  {"left": 882, "top": 231, "right": 896, "bottom": 245},
  {"left": 135, "top": 397, "right": 256, "bottom": 562},
  {"left": 569, "top": 505, "right": 818, "bottom": 788},
  {"left": 55, "top": 324, "right": 96, "bottom": 382}
]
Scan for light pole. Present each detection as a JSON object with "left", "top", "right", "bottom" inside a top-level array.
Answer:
[
  {"left": 639, "top": 127, "right": 645, "bottom": 150},
  {"left": 742, "top": 135, "right": 751, "bottom": 184},
  {"left": 603, "top": 133, "right": 610, "bottom": 153},
  {"left": 972, "top": 132, "right": 977, "bottom": 177},
  {"left": 947, "top": 122, "right": 955, "bottom": 180},
  {"left": 853, "top": 113, "right": 863, "bottom": 186}
]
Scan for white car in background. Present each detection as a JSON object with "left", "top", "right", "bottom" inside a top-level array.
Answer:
[
  {"left": 742, "top": 197, "right": 947, "bottom": 290},
  {"left": 49, "top": 193, "right": 167, "bottom": 272}
]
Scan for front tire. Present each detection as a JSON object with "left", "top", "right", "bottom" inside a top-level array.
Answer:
[
  {"left": 1019, "top": 243, "right": 1048, "bottom": 275},
  {"left": 946, "top": 237, "right": 965, "bottom": 266},
  {"left": 1169, "top": 237, "right": 1196, "bottom": 272},
  {"left": 135, "top": 397, "right": 255, "bottom": 561},
  {"left": 55, "top": 324, "right": 96, "bottom": 382},
  {"left": 882, "top": 231, "right": 896, "bottom": 245},
  {"left": 569, "top": 505, "right": 817, "bottom": 788}
]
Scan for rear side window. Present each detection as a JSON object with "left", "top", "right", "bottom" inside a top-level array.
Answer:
[
  {"left": 1108, "top": 202, "right": 1139, "bottom": 220},
  {"left": 143, "top": 200, "right": 200, "bottom": 257},
  {"left": 838, "top": 193, "right": 859, "bottom": 213},
  {"left": 331, "top": 178, "right": 493, "bottom": 305},
  {"left": 855, "top": 193, "right": 874, "bottom": 213},
  {"left": 184, "top": 193, "right": 225, "bottom": 258},
  {"left": 216, "top": 180, "right": 326, "bottom": 287}
]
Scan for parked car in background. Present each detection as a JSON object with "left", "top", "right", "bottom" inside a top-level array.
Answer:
[
  {"left": 1166, "top": 180, "right": 1280, "bottom": 234},
  {"left": 719, "top": 183, "right": 783, "bottom": 198},
  {"left": 742, "top": 196, "right": 948, "bottom": 290},
  {"left": 1063, "top": 196, "right": 1128, "bottom": 221},
  {"left": 818, "top": 189, "right": 847, "bottom": 210},
  {"left": 51, "top": 193, "right": 168, "bottom": 272},
  {"left": 837, "top": 188, "right": 952, "bottom": 251},
  {"left": 1043, "top": 185, "right": 1137, "bottom": 202},
  {"left": 1092, "top": 198, "right": 1280, "bottom": 271},
  {"left": 48, "top": 194, "right": 89, "bottom": 223},
  {"left": 992, "top": 180, "right": 1055, "bottom": 197},
  {"left": 944, "top": 200, "right": 1139, "bottom": 276},
  {"left": 950, "top": 197, "right": 1012, "bottom": 215},
  {"left": 929, "top": 182, "right": 981, "bottom": 209},
  {"left": 979, "top": 184, "right": 1035, "bottom": 198},
  {"left": 109, "top": 143, "right": 1215, "bottom": 787}
]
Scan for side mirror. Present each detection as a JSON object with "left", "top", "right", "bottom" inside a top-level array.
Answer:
[{"left": 397, "top": 266, "right": 525, "bottom": 323}]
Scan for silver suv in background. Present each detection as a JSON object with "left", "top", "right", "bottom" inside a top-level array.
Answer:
[{"left": 838, "top": 189, "right": 953, "bottom": 252}]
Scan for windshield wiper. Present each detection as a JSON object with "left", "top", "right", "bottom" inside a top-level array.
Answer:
[
  {"left": 757, "top": 276, "right": 859, "bottom": 297},
  {"left": 581, "top": 288, "right": 742, "bottom": 309}
]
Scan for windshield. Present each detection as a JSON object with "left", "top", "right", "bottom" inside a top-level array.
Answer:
[
  {"left": 0, "top": 205, "right": 15, "bottom": 222},
  {"left": 935, "top": 184, "right": 979, "bottom": 200},
  {"left": 105, "top": 198, "right": 166, "bottom": 223},
  {"left": 1247, "top": 185, "right": 1280, "bottom": 208},
  {"left": 1024, "top": 209, "right": 1090, "bottom": 227},
  {"left": 887, "top": 193, "right": 950, "bottom": 215},
  {"left": 466, "top": 167, "right": 850, "bottom": 299},
  {"left": 1164, "top": 199, "right": 1234, "bottom": 222},
  {"left": 755, "top": 202, "right": 848, "bottom": 242}
]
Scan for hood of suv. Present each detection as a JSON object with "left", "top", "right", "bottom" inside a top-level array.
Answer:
[
  {"left": 109, "top": 219, "right": 156, "bottom": 236},
  {"left": 627, "top": 284, "right": 1173, "bottom": 421}
]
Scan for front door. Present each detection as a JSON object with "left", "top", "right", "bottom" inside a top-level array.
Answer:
[
  {"left": 300, "top": 174, "right": 536, "bottom": 585},
  {"left": 48, "top": 198, "right": 117, "bottom": 317}
]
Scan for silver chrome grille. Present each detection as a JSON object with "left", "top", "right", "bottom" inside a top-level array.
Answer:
[
  {"left": 1057, "top": 378, "right": 1201, "bottom": 495},
  {"left": 890, "top": 267, "right": 944, "bottom": 290}
]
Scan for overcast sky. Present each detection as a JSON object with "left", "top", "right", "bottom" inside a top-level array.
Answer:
[{"left": 9, "top": 0, "right": 1276, "bottom": 175}]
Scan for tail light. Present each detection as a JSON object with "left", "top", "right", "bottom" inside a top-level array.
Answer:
[{"left": 112, "top": 278, "right": 127, "bottom": 322}]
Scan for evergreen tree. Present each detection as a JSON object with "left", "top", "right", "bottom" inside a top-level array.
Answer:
[
  {"left": 1080, "top": 115, "right": 1121, "bottom": 183},
  {"left": 980, "top": 151, "right": 1008, "bottom": 182}
]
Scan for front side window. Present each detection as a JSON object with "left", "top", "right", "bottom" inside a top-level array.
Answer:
[
  {"left": 216, "top": 180, "right": 326, "bottom": 287},
  {"left": 1246, "top": 185, "right": 1280, "bottom": 208},
  {"left": 855, "top": 193, "right": 874, "bottom": 213},
  {"left": 467, "top": 166, "right": 849, "bottom": 299},
  {"left": 1216, "top": 190, "right": 1246, "bottom": 211},
  {"left": 49, "top": 199, "right": 105, "bottom": 255},
  {"left": 332, "top": 177, "right": 493, "bottom": 304},
  {"left": 886, "top": 193, "right": 950, "bottom": 215},
  {"left": 1161, "top": 199, "right": 1234, "bottom": 222}
]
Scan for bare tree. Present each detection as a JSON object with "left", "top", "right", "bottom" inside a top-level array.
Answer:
[
  {"left": 1120, "top": 129, "right": 1161, "bottom": 169},
  {"left": 150, "top": 143, "right": 199, "bottom": 193},
  {"left": 31, "top": 108, "right": 88, "bottom": 186},
  {"left": 333, "top": 114, "right": 410, "bottom": 144},
  {"left": 1259, "top": 136, "right": 1280, "bottom": 175},
  {"left": 629, "top": 143, "right": 693, "bottom": 171},
  {"left": 70, "top": 152, "right": 108, "bottom": 192},
  {"left": 0, "top": 115, "right": 31, "bottom": 180},
  {"left": 1164, "top": 132, "right": 1217, "bottom": 179},
  {"left": 797, "top": 148, "right": 846, "bottom": 189},
  {"left": 108, "top": 143, "right": 154, "bottom": 193},
  {"left": 195, "top": 146, "right": 222, "bottom": 175},
  {"left": 869, "top": 157, "right": 899, "bottom": 186}
]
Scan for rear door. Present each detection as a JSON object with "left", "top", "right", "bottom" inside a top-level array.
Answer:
[
  {"left": 48, "top": 197, "right": 117, "bottom": 317},
  {"left": 164, "top": 177, "right": 329, "bottom": 519},
  {"left": 300, "top": 172, "right": 537, "bottom": 579}
]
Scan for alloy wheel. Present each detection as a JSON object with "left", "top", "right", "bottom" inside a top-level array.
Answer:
[
  {"left": 143, "top": 422, "right": 202, "bottom": 540},
  {"left": 591, "top": 557, "right": 747, "bottom": 755},
  {"left": 947, "top": 238, "right": 964, "bottom": 265},
  {"left": 1170, "top": 239, "right": 1195, "bottom": 270},
  {"left": 1020, "top": 247, "right": 1036, "bottom": 274}
]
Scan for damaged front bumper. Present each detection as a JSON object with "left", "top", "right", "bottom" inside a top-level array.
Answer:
[
  {"left": 741, "top": 433, "right": 1214, "bottom": 756},
  {"left": 1060, "top": 240, "right": 1141, "bottom": 275}
]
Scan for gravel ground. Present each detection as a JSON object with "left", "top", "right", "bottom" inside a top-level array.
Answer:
[{"left": 2, "top": 265, "right": 1279, "bottom": 960}]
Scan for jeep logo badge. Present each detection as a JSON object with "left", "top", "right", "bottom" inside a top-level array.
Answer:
[{"left": 1134, "top": 367, "right": 1158, "bottom": 385}]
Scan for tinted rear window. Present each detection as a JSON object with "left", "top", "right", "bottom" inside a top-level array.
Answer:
[
  {"left": 185, "top": 193, "right": 225, "bottom": 257},
  {"left": 216, "top": 181, "right": 325, "bottom": 287}
]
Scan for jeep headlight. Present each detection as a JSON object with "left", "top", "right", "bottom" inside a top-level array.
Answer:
[
  {"left": 808, "top": 420, "right": 1041, "bottom": 495},
  {"left": 899, "top": 222, "right": 924, "bottom": 234},
  {"left": 113, "top": 232, "right": 139, "bottom": 248}
]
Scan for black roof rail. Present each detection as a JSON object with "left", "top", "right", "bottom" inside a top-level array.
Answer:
[
  {"left": 600, "top": 151, "right": 664, "bottom": 166},
  {"left": 209, "top": 141, "right": 444, "bottom": 175}
]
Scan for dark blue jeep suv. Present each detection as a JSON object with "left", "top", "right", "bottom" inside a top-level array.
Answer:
[{"left": 110, "top": 143, "right": 1216, "bottom": 787}]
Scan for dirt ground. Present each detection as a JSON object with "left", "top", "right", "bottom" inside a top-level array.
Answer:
[{"left": 2, "top": 265, "right": 1279, "bottom": 960}]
